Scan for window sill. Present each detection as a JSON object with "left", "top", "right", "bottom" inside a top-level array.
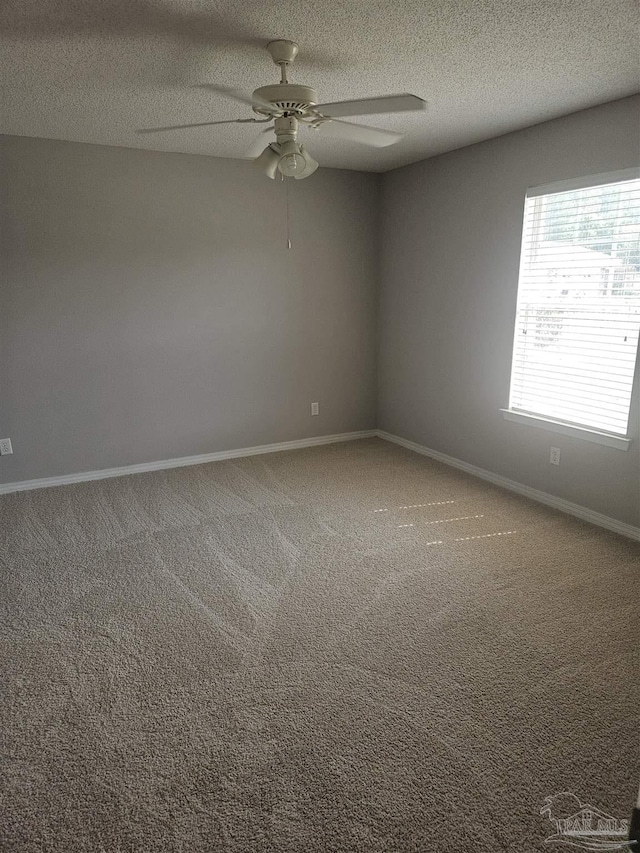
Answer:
[{"left": 500, "top": 409, "right": 631, "bottom": 451}]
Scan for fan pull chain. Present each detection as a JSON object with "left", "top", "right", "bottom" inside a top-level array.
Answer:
[{"left": 285, "top": 174, "right": 292, "bottom": 249}]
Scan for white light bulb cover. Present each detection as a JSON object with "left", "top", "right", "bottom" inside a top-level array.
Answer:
[
  {"left": 253, "top": 144, "right": 281, "bottom": 179},
  {"left": 277, "top": 140, "right": 306, "bottom": 177},
  {"left": 279, "top": 153, "right": 306, "bottom": 176},
  {"left": 294, "top": 145, "right": 319, "bottom": 180}
]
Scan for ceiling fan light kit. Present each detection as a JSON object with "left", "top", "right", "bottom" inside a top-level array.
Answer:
[
  {"left": 252, "top": 141, "right": 318, "bottom": 180},
  {"left": 138, "top": 38, "right": 427, "bottom": 179}
]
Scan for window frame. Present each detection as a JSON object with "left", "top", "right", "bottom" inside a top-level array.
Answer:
[{"left": 502, "top": 167, "right": 640, "bottom": 451}]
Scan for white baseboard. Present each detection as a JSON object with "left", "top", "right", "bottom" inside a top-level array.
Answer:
[
  {"left": 3, "top": 428, "right": 637, "bottom": 543},
  {"left": 0, "top": 430, "right": 377, "bottom": 496},
  {"left": 376, "top": 430, "right": 640, "bottom": 543}
]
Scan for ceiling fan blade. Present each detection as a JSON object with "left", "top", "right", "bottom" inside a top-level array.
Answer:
[
  {"left": 244, "top": 127, "right": 275, "bottom": 159},
  {"left": 314, "top": 93, "right": 426, "bottom": 118},
  {"left": 198, "top": 84, "right": 280, "bottom": 115},
  {"left": 315, "top": 119, "right": 403, "bottom": 148},
  {"left": 136, "top": 118, "right": 256, "bottom": 134}
]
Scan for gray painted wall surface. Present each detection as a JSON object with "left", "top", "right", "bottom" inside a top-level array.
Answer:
[
  {"left": 2, "top": 100, "right": 639, "bottom": 528},
  {"left": 0, "top": 136, "right": 379, "bottom": 483},
  {"left": 378, "top": 96, "right": 640, "bottom": 527}
]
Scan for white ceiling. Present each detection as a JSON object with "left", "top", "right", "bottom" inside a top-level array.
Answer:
[{"left": 1, "top": 0, "right": 638, "bottom": 173}]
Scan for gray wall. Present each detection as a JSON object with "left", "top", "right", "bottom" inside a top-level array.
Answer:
[
  {"left": 378, "top": 96, "right": 640, "bottom": 527},
  {"left": 0, "top": 136, "right": 379, "bottom": 483},
  {"left": 3, "top": 100, "right": 639, "bottom": 527}
]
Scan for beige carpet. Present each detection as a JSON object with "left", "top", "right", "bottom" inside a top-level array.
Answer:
[{"left": 1, "top": 437, "right": 639, "bottom": 852}]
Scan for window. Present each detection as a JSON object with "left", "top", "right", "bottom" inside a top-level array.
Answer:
[{"left": 506, "top": 170, "right": 640, "bottom": 444}]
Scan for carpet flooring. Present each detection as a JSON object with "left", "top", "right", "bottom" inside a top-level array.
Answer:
[{"left": 1, "top": 437, "right": 639, "bottom": 852}]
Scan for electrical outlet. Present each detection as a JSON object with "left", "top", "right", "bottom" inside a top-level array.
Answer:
[
  {"left": 550, "top": 446, "right": 561, "bottom": 466},
  {"left": 0, "top": 438, "right": 13, "bottom": 456},
  {"left": 311, "top": 402, "right": 319, "bottom": 416}
]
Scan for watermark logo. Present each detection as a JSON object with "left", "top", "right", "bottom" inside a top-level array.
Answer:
[{"left": 541, "top": 792, "right": 635, "bottom": 850}]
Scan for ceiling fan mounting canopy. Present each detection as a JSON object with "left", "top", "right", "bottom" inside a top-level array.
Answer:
[{"left": 266, "top": 39, "right": 300, "bottom": 66}]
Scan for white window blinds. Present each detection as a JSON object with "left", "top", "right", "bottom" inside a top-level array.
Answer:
[{"left": 509, "top": 171, "right": 640, "bottom": 436}]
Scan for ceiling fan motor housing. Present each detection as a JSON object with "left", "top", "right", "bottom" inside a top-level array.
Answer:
[{"left": 252, "top": 85, "right": 318, "bottom": 116}]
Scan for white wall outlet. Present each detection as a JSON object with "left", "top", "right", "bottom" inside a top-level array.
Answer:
[
  {"left": 550, "top": 446, "right": 561, "bottom": 466},
  {"left": 0, "top": 438, "right": 13, "bottom": 456},
  {"left": 311, "top": 402, "right": 319, "bottom": 416}
]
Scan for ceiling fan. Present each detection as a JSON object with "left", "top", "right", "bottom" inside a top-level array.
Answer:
[{"left": 138, "top": 39, "right": 426, "bottom": 180}]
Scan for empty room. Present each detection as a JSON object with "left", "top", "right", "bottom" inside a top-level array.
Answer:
[{"left": 1, "top": 1, "right": 639, "bottom": 850}]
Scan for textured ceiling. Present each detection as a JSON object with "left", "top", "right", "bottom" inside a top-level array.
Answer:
[{"left": 1, "top": 0, "right": 638, "bottom": 172}]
